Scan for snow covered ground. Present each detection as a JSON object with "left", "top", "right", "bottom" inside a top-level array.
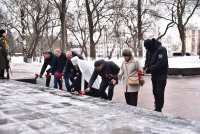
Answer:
[{"left": 0, "top": 80, "right": 200, "bottom": 134}]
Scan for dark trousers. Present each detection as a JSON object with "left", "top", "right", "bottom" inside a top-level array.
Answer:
[
  {"left": 64, "top": 74, "right": 74, "bottom": 92},
  {"left": 46, "top": 68, "right": 51, "bottom": 87},
  {"left": 0, "top": 69, "right": 5, "bottom": 78},
  {"left": 125, "top": 92, "right": 138, "bottom": 106},
  {"left": 54, "top": 72, "right": 62, "bottom": 89},
  {"left": 152, "top": 75, "right": 167, "bottom": 111},
  {"left": 99, "top": 81, "right": 115, "bottom": 101}
]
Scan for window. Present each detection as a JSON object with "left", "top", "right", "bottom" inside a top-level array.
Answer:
[
  {"left": 199, "top": 38, "right": 200, "bottom": 42},
  {"left": 192, "top": 37, "right": 195, "bottom": 42},
  {"left": 192, "top": 30, "right": 195, "bottom": 34},
  {"left": 192, "top": 45, "right": 195, "bottom": 51},
  {"left": 198, "top": 30, "right": 200, "bottom": 34}
]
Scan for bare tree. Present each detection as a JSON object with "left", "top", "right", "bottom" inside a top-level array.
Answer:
[
  {"left": 48, "top": 0, "right": 69, "bottom": 52},
  {"left": 69, "top": 0, "right": 90, "bottom": 57},
  {"left": 85, "top": 0, "right": 113, "bottom": 59},
  {"left": 151, "top": 0, "right": 200, "bottom": 55}
]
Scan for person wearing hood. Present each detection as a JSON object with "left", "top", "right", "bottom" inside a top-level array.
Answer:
[
  {"left": 0, "top": 29, "right": 10, "bottom": 79},
  {"left": 63, "top": 51, "right": 84, "bottom": 92},
  {"left": 144, "top": 38, "right": 168, "bottom": 112},
  {"left": 118, "top": 49, "right": 144, "bottom": 106},
  {"left": 86, "top": 59, "right": 120, "bottom": 101},
  {"left": 39, "top": 51, "right": 55, "bottom": 87}
]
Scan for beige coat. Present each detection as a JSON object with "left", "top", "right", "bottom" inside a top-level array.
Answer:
[{"left": 118, "top": 57, "right": 143, "bottom": 92}]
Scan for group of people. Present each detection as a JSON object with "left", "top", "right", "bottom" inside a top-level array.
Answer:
[
  {"left": 39, "top": 38, "right": 168, "bottom": 112},
  {"left": 0, "top": 29, "right": 168, "bottom": 112}
]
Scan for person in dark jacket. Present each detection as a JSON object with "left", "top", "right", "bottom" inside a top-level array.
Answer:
[
  {"left": 0, "top": 29, "right": 9, "bottom": 79},
  {"left": 86, "top": 60, "right": 120, "bottom": 101},
  {"left": 39, "top": 52, "right": 55, "bottom": 87},
  {"left": 51, "top": 49, "right": 67, "bottom": 90},
  {"left": 63, "top": 51, "right": 84, "bottom": 92},
  {"left": 144, "top": 38, "right": 168, "bottom": 112}
]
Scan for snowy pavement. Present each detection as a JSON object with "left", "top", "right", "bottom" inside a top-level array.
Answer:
[{"left": 0, "top": 80, "right": 200, "bottom": 134}]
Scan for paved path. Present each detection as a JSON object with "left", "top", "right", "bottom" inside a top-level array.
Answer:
[
  {"left": 113, "top": 76, "right": 200, "bottom": 121},
  {"left": 0, "top": 80, "right": 200, "bottom": 134}
]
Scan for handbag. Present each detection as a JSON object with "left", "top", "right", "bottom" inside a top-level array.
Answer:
[
  {"left": 128, "top": 74, "right": 140, "bottom": 85},
  {"left": 125, "top": 61, "right": 140, "bottom": 85}
]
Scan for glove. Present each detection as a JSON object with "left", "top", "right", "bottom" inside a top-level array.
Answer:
[{"left": 56, "top": 72, "right": 62, "bottom": 79}]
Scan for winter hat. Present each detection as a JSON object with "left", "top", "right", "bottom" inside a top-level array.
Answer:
[
  {"left": 122, "top": 49, "right": 132, "bottom": 56},
  {"left": 71, "top": 56, "right": 79, "bottom": 66},
  {"left": 0, "top": 29, "right": 6, "bottom": 37}
]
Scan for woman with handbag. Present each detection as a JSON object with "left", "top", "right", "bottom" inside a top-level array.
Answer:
[{"left": 118, "top": 49, "right": 144, "bottom": 106}]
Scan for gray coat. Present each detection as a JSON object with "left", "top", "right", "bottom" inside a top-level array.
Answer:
[
  {"left": 118, "top": 57, "right": 143, "bottom": 92},
  {"left": 0, "top": 37, "right": 8, "bottom": 69}
]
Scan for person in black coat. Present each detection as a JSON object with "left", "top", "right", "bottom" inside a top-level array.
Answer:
[
  {"left": 144, "top": 38, "right": 168, "bottom": 112},
  {"left": 63, "top": 51, "right": 84, "bottom": 92},
  {"left": 86, "top": 60, "right": 120, "bottom": 101},
  {"left": 51, "top": 49, "right": 67, "bottom": 90},
  {"left": 39, "top": 52, "right": 55, "bottom": 87}
]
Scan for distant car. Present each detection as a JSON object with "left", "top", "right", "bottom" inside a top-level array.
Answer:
[{"left": 172, "top": 52, "right": 194, "bottom": 57}]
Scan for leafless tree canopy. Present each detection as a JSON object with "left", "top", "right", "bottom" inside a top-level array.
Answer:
[{"left": 0, "top": 0, "right": 199, "bottom": 60}]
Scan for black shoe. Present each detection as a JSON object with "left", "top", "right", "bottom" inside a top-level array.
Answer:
[{"left": 154, "top": 107, "right": 162, "bottom": 112}]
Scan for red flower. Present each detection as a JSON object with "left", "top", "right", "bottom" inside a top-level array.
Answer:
[
  {"left": 79, "top": 90, "right": 83, "bottom": 95},
  {"left": 138, "top": 70, "right": 144, "bottom": 78},
  {"left": 35, "top": 74, "right": 39, "bottom": 79},
  {"left": 45, "top": 74, "right": 51, "bottom": 78},
  {"left": 56, "top": 72, "right": 62, "bottom": 79}
]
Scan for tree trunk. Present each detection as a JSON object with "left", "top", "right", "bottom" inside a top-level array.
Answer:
[
  {"left": 85, "top": 0, "right": 96, "bottom": 59},
  {"left": 179, "top": 26, "right": 186, "bottom": 56},
  {"left": 60, "top": 0, "right": 67, "bottom": 52},
  {"left": 137, "top": 0, "right": 143, "bottom": 57},
  {"left": 20, "top": 8, "right": 27, "bottom": 63}
]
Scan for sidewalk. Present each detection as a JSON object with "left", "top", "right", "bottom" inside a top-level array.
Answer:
[{"left": 113, "top": 76, "right": 200, "bottom": 121}]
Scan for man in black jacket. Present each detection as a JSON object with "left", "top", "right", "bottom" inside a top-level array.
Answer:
[
  {"left": 51, "top": 49, "right": 67, "bottom": 90},
  {"left": 39, "top": 52, "right": 55, "bottom": 87},
  {"left": 63, "top": 51, "right": 84, "bottom": 92},
  {"left": 86, "top": 60, "right": 120, "bottom": 101},
  {"left": 144, "top": 38, "right": 168, "bottom": 112}
]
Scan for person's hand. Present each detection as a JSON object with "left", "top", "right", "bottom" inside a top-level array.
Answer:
[
  {"left": 112, "top": 79, "right": 117, "bottom": 85},
  {"left": 7, "top": 55, "right": 11, "bottom": 61},
  {"left": 85, "top": 88, "right": 90, "bottom": 92},
  {"left": 144, "top": 68, "right": 151, "bottom": 74}
]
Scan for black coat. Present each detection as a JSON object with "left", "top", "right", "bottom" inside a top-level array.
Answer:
[
  {"left": 52, "top": 53, "right": 67, "bottom": 74},
  {"left": 40, "top": 52, "right": 55, "bottom": 76},
  {"left": 145, "top": 40, "right": 168, "bottom": 76},
  {"left": 0, "top": 37, "right": 8, "bottom": 69},
  {"left": 88, "top": 60, "right": 120, "bottom": 88},
  {"left": 63, "top": 51, "right": 84, "bottom": 77}
]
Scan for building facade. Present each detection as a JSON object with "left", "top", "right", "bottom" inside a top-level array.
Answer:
[{"left": 186, "top": 27, "right": 200, "bottom": 55}]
